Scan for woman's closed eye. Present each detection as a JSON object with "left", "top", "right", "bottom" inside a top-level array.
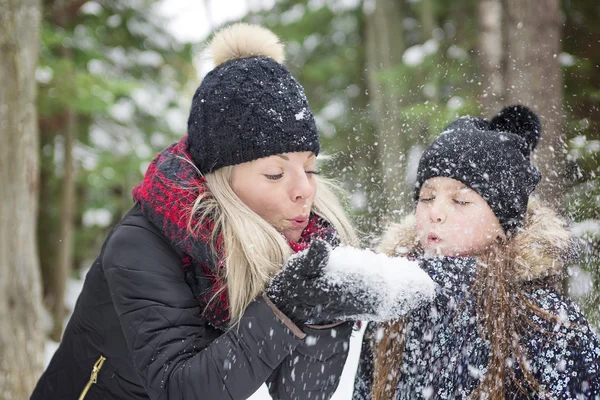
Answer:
[
  {"left": 264, "top": 173, "right": 283, "bottom": 180},
  {"left": 264, "top": 170, "right": 320, "bottom": 180},
  {"left": 419, "top": 196, "right": 434, "bottom": 203}
]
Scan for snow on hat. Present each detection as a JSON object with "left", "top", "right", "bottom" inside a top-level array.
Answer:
[
  {"left": 416, "top": 105, "right": 542, "bottom": 235},
  {"left": 185, "top": 23, "right": 319, "bottom": 173}
]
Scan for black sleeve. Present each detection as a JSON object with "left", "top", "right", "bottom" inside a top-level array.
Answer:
[
  {"left": 266, "top": 322, "right": 354, "bottom": 400},
  {"left": 102, "top": 223, "right": 304, "bottom": 400},
  {"left": 352, "top": 323, "right": 376, "bottom": 400}
]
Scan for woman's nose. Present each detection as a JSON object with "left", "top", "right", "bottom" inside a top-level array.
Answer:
[{"left": 290, "top": 173, "right": 314, "bottom": 202}]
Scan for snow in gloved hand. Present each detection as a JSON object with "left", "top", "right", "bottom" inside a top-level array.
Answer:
[{"left": 267, "top": 239, "right": 436, "bottom": 325}]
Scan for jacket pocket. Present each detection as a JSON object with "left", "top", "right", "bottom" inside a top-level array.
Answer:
[{"left": 78, "top": 355, "right": 106, "bottom": 400}]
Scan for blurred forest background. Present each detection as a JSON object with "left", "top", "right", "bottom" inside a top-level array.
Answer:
[{"left": 1, "top": 0, "right": 599, "bottom": 397}]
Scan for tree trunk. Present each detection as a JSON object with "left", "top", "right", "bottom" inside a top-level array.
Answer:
[
  {"left": 477, "top": 0, "right": 505, "bottom": 114},
  {"left": 48, "top": 0, "right": 77, "bottom": 342},
  {"left": 421, "top": 0, "right": 435, "bottom": 39},
  {"left": 0, "top": 0, "right": 45, "bottom": 397},
  {"left": 503, "top": 0, "right": 566, "bottom": 208},
  {"left": 365, "top": 0, "right": 412, "bottom": 216},
  {"left": 37, "top": 129, "right": 57, "bottom": 308},
  {"left": 51, "top": 112, "right": 76, "bottom": 341}
]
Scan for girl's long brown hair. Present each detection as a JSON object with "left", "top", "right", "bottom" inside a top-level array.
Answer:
[
  {"left": 372, "top": 319, "right": 408, "bottom": 400},
  {"left": 371, "top": 241, "right": 562, "bottom": 400}
]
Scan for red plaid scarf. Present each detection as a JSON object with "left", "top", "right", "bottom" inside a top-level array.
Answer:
[{"left": 132, "top": 137, "right": 338, "bottom": 329}]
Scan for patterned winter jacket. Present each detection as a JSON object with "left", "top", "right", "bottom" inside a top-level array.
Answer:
[{"left": 353, "top": 200, "right": 600, "bottom": 399}]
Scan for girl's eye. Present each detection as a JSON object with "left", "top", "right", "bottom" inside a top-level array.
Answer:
[
  {"left": 419, "top": 197, "right": 434, "bottom": 203},
  {"left": 454, "top": 199, "right": 470, "bottom": 205},
  {"left": 305, "top": 170, "right": 321, "bottom": 176},
  {"left": 264, "top": 173, "right": 283, "bottom": 180}
]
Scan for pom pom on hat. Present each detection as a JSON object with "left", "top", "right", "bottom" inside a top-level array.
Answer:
[
  {"left": 210, "top": 23, "right": 286, "bottom": 66},
  {"left": 490, "top": 105, "right": 541, "bottom": 158}
]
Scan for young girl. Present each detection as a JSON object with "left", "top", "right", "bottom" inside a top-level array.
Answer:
[
  {"left": 353, "top": 105, "right": 600, "bottom": 399},
  {"left": 32, "top": 24, "right": 435, "bottom": 400}
]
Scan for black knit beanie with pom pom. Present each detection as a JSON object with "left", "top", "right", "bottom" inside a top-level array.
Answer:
[
  {"left": 186, "top": 23, "right": 319, "bottom": 174},
  {"left": 415, "top": 105, "right": 542, "bottom": 235}
]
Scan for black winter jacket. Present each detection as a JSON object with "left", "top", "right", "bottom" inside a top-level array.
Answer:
[{"left": 32, "top": 204, "right": 352, "bottom": 400}]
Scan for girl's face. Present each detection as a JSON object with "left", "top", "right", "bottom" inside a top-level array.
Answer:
[
  {"left": 416, "top": 177, "right": 505, "bottom": 257},
  {"left": 231, "top": 151, "right": 318, "bottom": 242}
]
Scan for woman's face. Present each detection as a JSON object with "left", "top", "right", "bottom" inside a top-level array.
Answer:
[
  {"left": 416, "top": 177, "right": 505, "bottom": 257},
  {"left": 231, "top": 151, "right": 318, "bottom": 242}
]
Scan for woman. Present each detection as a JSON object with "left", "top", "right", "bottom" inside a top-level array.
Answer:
[
  {"left": 32, "top": 24, "right": 435, "bottom": 400},
  {"left": 353, "top": 106, "right": 600, "bottom": 399}
]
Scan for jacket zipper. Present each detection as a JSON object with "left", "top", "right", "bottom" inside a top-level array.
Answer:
[{"left": 78, "top": 355, "right": 106, "bottom": 400}]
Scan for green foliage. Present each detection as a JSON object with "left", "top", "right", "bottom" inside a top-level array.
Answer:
[
  {"left": 38, "top": 0, "right": 196, "bottom": 275},
  {"left": 561, "top": 0, "right": 600, "bottom": 330}
]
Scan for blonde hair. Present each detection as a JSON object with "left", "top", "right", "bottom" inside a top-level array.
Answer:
[{"left": 189, "top": 166, "right": 357, "bottom": 325}]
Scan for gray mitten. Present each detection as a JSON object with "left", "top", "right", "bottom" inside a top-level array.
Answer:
[{"left": 267, "top": 239, "right": 377, "bottom": 325}]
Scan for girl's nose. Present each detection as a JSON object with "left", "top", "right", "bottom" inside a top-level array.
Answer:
[{"left": 429, "top": 200, "right": 447, "bottom": 223}]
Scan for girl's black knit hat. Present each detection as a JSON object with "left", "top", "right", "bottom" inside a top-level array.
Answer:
[{"left": 416, "top": 105, "right": 542, "bottom": 235}]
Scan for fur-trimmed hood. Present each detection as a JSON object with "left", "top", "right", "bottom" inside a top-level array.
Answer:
[{"left": 378, "top": 199, "right": 572, "bottom": 282}]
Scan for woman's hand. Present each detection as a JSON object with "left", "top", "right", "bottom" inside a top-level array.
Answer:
[
  {"left": 267, "top": 239, "right": 437, "bottom": 325},
  {"left": 267, "top": 239, "right": 372, "bottom": 324}
]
